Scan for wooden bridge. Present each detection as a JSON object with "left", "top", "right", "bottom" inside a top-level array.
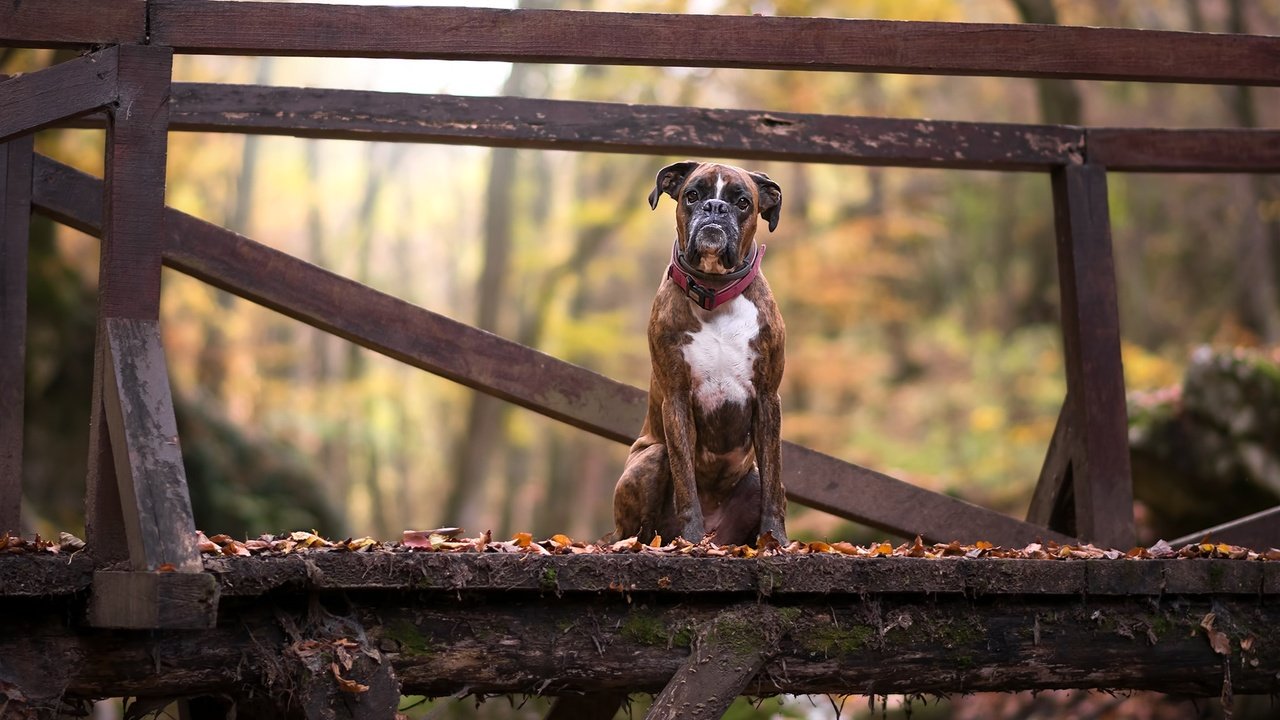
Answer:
[{"left": 2, "top": 2, "right": 1279, "bottom": 717}]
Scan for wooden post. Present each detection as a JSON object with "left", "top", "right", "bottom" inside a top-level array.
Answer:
[
  {"left": 83, "top": 45, "right": 215, "bottom": 629},
  {"left": 1041, "top": 163, "right": 1134, "bottom": 549},
  {"left": 0, "top": 135, "right": 34, "bottom": 535},
  {"left": 86, "top": 44, "right": 177, "bottom": 564}
]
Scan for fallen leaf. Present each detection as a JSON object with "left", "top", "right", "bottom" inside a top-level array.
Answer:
[
  {"left": 650, "top": 534, "right": 663, "bottom": 548},
  {"left": 1200, "top": 612, "right": 1231, "bottom": 655},
  {"left": 331, "top": 662, "right": 369, "bottom": 694},
  {"left": 513, "top": 532, "right": 533, "bottom": 548}
]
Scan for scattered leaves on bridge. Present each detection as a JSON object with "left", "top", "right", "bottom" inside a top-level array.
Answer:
[{"left": 177, "top": 530, "right": 1280, "bottom": 562}]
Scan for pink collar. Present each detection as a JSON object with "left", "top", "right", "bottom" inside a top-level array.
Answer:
[{"left": 667, "top": 241, "right": 765, "bottom": 311}]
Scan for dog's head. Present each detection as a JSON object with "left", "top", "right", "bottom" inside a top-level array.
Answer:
[{"left": 648, "top": 161, "right": 781, "bottom": 275}]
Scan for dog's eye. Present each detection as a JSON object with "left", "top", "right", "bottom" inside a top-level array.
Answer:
[
  {"left": 736, "top": 197, "right": 751, "bottom": 210},
  {"left": 684, "top": 190, "right": 699, "bottom": 204}
]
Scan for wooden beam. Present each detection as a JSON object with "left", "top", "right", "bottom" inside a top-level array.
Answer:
[
  {"left": 63, "top": 89, "right": 1280, "bottom": 174},
  {"left": 87, "top": 570, "right": 218, "bottom": 629},
  {"left": 0, "top": 135, "right": 32, "bottom": 535},
  {"left": 30, "top": 154, "right": 1074, "bottom": 549},
  {"left": 87, "top": 45, "right": 175, "bottom": 566},
  {"left": 1173, "top": 505, "right": 1280, "bottom": 550},
  {"left": 0, "top": 47, "right": 119, "bottom": 143},
  {"left": 647, "top": 607, "right": 790, "bottom": 720},
  {"left": 148, "top": 3, "right": 1280, "bottom": 86},
  {"left": 101, "top": 319, "right": 202, "bottom": 573},
  {"left": 5, "top": 589, "right": 1280, "bottom": 700},
  {"left": 0, "top": 0, "right": 146, "bottom": 48},
  {"left": 1050, "top": 164, "right": 1134, "bottom": 550},
  {"left": 1087, "top": 128, "right": 1280, "bottom": 172},
  {"left": 158, "top": 83, "right": 1081, "bottom": 171},
  {"left": 1026, "top": 397, "right": 1076, "bottom": 531}
]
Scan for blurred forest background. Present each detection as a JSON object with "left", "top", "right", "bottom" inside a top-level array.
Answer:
[{"left": 7, "top": 0, "right": 1280, "bottom": 715}]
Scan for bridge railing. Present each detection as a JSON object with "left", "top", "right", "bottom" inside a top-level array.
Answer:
[{"left": 2, "top": 1, "right": 1279, "bottom": 630}]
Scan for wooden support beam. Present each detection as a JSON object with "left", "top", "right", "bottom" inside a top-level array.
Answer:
[
  {"left": 30, "top": 154, "right": 1073, "bottom": 548},
  {"left": 87, "top": 569, "right": 218, "bottom": 629},
  {"left": 1087, "top": 128, "right": 1280, "bottom": 172},
  {"left": 1049, "top": 164, "right": 1134, "bottom": 550},
  {"left": 1026, "top": 397, "right": 1075, "bottom": 531},
  {"left": 148, "top": 2, "right": 1280, "bottom": 86},
  {"left": 3, "top": 585, "right": 1279, "bottom": 700},
  {"left": 0, "top": 47, "right": 119, "bottom": 142},
  {"left": 647, "top": 607, "right": 791, "bottom": 720},
  {"left": 0, "top": 135, "right": 33, "bottom": 535},
  {"left": 1173, "top": 506, "right": 1280, "bottom": 550},
  {"left": 87, "top": 45, "right": 176, "bottom": 566},
  {"left": 0, "top": 0, "right": 147, "bottom": 48},
  {"left": 101, "top": 319, "right": 201, "bottom": 572}
]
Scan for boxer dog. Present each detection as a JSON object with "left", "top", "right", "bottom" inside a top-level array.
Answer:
[{"left": 612, "top": 161, "right": 787, "bottom": 547}]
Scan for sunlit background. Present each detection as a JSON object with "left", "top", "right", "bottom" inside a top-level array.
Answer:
[{"left": 8, "top": 0, "right": 1280, "bottom": 717}]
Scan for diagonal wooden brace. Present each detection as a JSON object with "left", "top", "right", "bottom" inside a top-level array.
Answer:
[
  {"left": 0, "top": 47, "right": 119, "bottom": 142},
  {"left": 646, "top": 605, "right": 792, "bottom": 720}
]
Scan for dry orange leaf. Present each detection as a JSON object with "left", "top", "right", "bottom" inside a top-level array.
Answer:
[
  {"left": 1200, "top": 612, "right": 1231, "bottom": 656},
  {"left": 513, "top": 532, "right": 533, "bottom": 548},
  {"left": 331, "top": 663, "right": 370, "bottom": 694}
]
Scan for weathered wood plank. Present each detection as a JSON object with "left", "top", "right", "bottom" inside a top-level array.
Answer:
[
  {"left": 87, "top": 45, "right": 175, "bottom": 566},
  {"left": 0, "top": 0, "right": 146, "bottom": 48},
  {"left": 647, "top": 606, "right": 789, "bottom": 720},
  {"left": 0, "top": 47, "right": 118, "bottom": 142},
  {"left": 7, "top": 550, "right": 1279, "bottom": 599},
  {"left": 148, "top": 3, "right": 1280, "bottom": 86},
  {"left": 0, "top": 136, "right": 33, "bottom": 534},
  {"left": 158, "top": 83, "right": 1082, "bottom": 171},
  {"left": 1050, "top": 165, "right": 1134, "bottom": 549},
  {"left": 30, "top": 154, "right": 1076, "bottom": 547},
  {"left": 1026, "top": 398, "right": 1074, "bottom": 530},
  {"left": 102, "top": 319, "right": 202, "bottom": 573},
  {"left": 1173, "top": 505, "right": 1280, "bottom": 550},
  {"left": 2, "top": 591, "right": 1277, "bottom": 699},
  {"left": 1088, "top": 128, "right": 1280, "bottom": 172},
  {"left": 87, "top": 570, "right": 218, "bottom": 629}
]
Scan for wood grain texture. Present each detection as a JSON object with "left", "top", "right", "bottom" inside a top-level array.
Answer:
[
  {"left": 32, "top": 154, "right": 1079, "bottom": 548},
  {"left": 148, "top": 2, "right": 1280, "bottom": 85},
  {"left": 1051, "top": 165, "right": 1134, "bottom": 549},
  {"left": 88, "top": 570, "right": 218, "bottom": 629},
  {"left": 1087, "top": 128, "right": 1280, "bottom": 172},
  {"left": 0, "top": 0, "right": 146, "bottom": 47},
  {"left": 2, "top": 589, "right": 1277, "bottom": 699},
  {"left": 0, "top": 47, "right": 118, "bottom": 142},
  {"left": 1173, "top": 505, "right": 1280, "bottom": 550},
  {"left": 88, "top": 45, "right": 175, "bottom": 566},
  {"left": 647, "top": 606, "right": 788, "bottom": 720},
  {"left": 158, "top": 83, "right": 1082, "bottom": 171},
  {"left": 0, "top": 136, "right": 33, "bottom": 535},
  {"left": 103, "top": 319, "right": 202, "bottom": 572},
  {"left": 1027, "top": 397, "right": 1075, "bottom": 530}
]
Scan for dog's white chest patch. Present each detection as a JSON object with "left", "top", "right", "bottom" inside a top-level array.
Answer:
[{"left": 682, "top": 295, "right": 760, "bottom": 410}]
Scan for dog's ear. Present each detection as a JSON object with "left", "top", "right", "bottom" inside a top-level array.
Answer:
[
  {"left": 749, "top": 171, "right": 782, "bottom": 232},
  {"left": 649, "top": 160, "right": 701, "bottom": 210}
]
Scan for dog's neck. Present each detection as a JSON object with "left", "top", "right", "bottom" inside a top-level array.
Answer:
[{"left": 667, "top": 240, "right": 764, "bottom": 311}]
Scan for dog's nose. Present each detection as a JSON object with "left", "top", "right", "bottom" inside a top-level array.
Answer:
[{"left": 702, "top": 199, "right": 731, "bottom": 216}]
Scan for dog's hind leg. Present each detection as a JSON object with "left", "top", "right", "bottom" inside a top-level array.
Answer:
[{"left": 612, "top": 442, "right": 672, "bottom": 543}]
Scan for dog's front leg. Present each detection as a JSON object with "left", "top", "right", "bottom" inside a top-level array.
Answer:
[
  {"left": 662, "top": 395, "right": 705, "bottom": 541},
  {"left": 753, "top": 391, "right": 788, "bottom": 545}
]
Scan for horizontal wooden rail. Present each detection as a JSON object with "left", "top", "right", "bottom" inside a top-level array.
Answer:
[
  {"left": 31, "top": 155, "right": 1070, "bottom": 546},
  {"left": 146, "top": 83, "right": 1086, "bottom": 171},
  {"left": 145, "top": 2, "right": 1280, "bottom": 86},
  {"left": 1087, "top": 128, "right": 1280, "bottom": 172},
  {"left": 0, "top": 0, "right": 146, "bottom": 48},
  {"left": 56, "top": 84, "right": 1280, "bottom": 173},
  {"left": 1173, "top": 506, "right": 1280, "bottom": 549},
  {"left": 0, "top": 47, "right": 119, "bottom": 143}
]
